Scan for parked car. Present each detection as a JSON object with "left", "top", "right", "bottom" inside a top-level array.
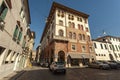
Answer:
[
  {"left": 108, "top": 61, "right": 120, "bottom": 68},
  {"left": 49, "top": 61, "right": 66, "bottom": 74},
  {"left": 100, "top": 61, "right": 118, "bottom": 69},
  {"left": 40, "top": 61, "right": 49, "bottom": 67},
  {"left": 88, "top": 61, "right": 110, "bottom": 70}
]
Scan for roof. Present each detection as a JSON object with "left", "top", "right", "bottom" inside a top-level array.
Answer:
[{"left": 40, "top": 2, "right": 89, "bottom": 43}]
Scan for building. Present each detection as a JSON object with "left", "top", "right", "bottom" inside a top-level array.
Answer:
[
  {"left": 40, "top": 2, "right": 95, "bottom": 67},
  {"left": 93, "top": 35, "right": 120, "bottom": 61},
  {"left": 35, "top": 45, "right": 41, "bottom": 64},
  {"left": 0, "top": 0, "right": 31, "bottom": 78}
]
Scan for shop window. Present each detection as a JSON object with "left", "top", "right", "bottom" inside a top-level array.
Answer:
[{"left": 0, "top": 2, "right": 8, "bottom": 20}]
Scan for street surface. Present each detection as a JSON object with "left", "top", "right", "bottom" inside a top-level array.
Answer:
[{"left": 13, "top": 66, "right": 120, "bottom": 80}]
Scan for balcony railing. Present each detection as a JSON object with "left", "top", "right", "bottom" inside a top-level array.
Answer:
[{"left": 53, "top": 35, "right": 68, "bottom": 41}]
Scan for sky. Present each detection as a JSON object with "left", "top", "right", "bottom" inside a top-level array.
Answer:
[{"left": 29, "top": 0, "right": 120, "bottom": 50}]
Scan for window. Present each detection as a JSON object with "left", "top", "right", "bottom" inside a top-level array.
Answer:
[
  {"left": 84, "top": 18, "right": 87, "bottom": 23},
  {"left": 109, "top": 45, "right": 112, "bottom": 50},
  {"left": 73, "top": 32, "right": 76, "bottom": 39},
  {"left": 77, "top": 17, "right": 82, "bottom": 22},
  {"left": 115, "top": 45, "right": 118, "bottom": 51},
  {"left": 72, "top": 44, "right": 76, "bottom": 51},
  {"left": 81, "top": 25, "right": 83, "bottom": 30},
  {"left": 82, "top": 46, "right": 86, "bottom": 52},
  {"left": 100, "top": 44, "right": 103, "bottom": 49},
  {"left": 82, "top": 34, "right": 85, "bottom": 40},
  {"left": 0, "top": 2, "right": 8, "bottom": 20},
  {"left": 78, "top": 24, "right": 80, "bottom": 29},
  {"left": 87, "top": 35, "right": 90, "bottom": 41},
  {"left": 79, "top": 34, "right": 82, "bottom": 40},
  {"left": 5, "top": 0, "right": 12, "bottom": 9},
  {"left": 71, "top": 22, "right": 75, "bottom": 28},
  {"left": 112, "top": 45, "right": 115, "bottom": 51},
  {"left": 68, "top": 14, "right": 74, "bottom": 20},
  {"left": 94, "top": 43, "right": 97, "bottom": 48},
  {"left": 0, "top": 46, "right": 5, "bottom": 56},
  {"left": 69, "top": 32, "right": 72, "bottom": 39},
  {"left": 59, "top": 29, "right": 64, "bottom": 37},
  {"left": 18, "top": 31, "right": 22, "bottom": 42},
  {"left": 86, "top": 27, "right": 89, "bottom": 32},
  {"left": 59, "top": 20, "right": 63, "bottom": 26},
  {"left": 104, "top": 44, "right": 107, "bottom": 49},
  {"left": 68, "top": 22, "right": 71, "bottom": 27},
  {"left": 13, "top": 25, "right": 19, "bottom": 41},
  {"left": 89, "top": 47, "right": 93, "bottom": 52}
]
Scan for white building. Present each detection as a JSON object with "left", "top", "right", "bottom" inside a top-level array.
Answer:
[
  {"left": 0, "top": 0, "right": 31, "bottom": 78},
  {"left": 93, "top": 35, "right": 120, "bottom": 61}
]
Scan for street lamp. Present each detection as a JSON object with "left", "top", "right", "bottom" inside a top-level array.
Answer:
[{"left": 0, "top": 17, "right": 5, "bottom": 30}]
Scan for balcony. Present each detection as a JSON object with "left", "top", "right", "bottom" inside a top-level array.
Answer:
[{"left": 53, "top": 35, "right": 68, "bottom": 42}]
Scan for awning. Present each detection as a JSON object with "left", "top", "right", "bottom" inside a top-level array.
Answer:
[{"left": 68, "top": 53, "right": 91, "bottom": 59}]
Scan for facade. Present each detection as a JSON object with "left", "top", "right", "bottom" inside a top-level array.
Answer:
[
  {"left": 0, "top": 0, "right": 31, "bottom": 78},
  {"left": 35, "top": 45, "right": 41, "bottom": 64},
  {"left": 93, "top": 35, "right": 120, "bottom": 61},
  {"left": 40, "top": 2, "right": 95, "bottom": 67}
]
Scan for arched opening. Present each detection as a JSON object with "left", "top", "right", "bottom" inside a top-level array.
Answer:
[
  {"left": 58, "top": 51, "right": 65, "bottom": 62},
  {"left": 109, "top": 54, "right": 114, "bottom": 60}
]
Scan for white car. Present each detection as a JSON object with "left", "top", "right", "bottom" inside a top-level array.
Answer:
[{"left": 49, "top": 61, "right": 66, "bottom": 74}]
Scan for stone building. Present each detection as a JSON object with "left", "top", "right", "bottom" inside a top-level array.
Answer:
[
  {"left": 0, "top": 0, "right": 31, "bottom": 78},
  {"left": 93, "top": 35, "right": 120, "bottom": 61},
  {"left": 40, "top": 2, "right": 95, "bottom": 67}
]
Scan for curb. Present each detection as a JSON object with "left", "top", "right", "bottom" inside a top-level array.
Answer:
[{"left": 1, "top": 70, "right": 26, "bottom": 80}]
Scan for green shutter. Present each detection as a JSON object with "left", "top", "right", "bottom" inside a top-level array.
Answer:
[
  {"left": 18, "top": 31, "right": 22, "bottom": 41},
  {"left": 13, "top": 25, "right": 19, "bottom": 38},
  {"left": 0, "top": 8, "right": 8, "bottom": 20}
]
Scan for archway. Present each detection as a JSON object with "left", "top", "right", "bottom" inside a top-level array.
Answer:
[
  {"left": 109, "top": 54, "right": 114, "bottom": 60},
  {"left": 58, "top": 51, "right": 65, "bottom": 62}
]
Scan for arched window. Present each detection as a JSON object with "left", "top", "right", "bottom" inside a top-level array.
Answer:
[
  {"left": 87, "top": 35, "right": 90, "bottom": 41},
  {"left": 78, "top": 24, "right": 80, "bottom": 30},
  {"left": 68, "top": 21, "right": 71, "bottom": 27},
  {"left": 83, "top": 34, "right": 85, "bottom": 40},
  {"left": 72, "top": 22, "right": 75, "bottom": 28},
  {"left": 59, "top": 29, "right": 64, "bottom": 37},
  {"left": 81, "top": 25, "right": 83, "bottom": 30},
  {"left": 79, "top": 34, "right": 82, "bottom": 40},
  {"left": 73, "top": 32, "right": 76, "bottom": 39},
  {"left": 69, "top": 32, "right": 72, "bottom": 39}
]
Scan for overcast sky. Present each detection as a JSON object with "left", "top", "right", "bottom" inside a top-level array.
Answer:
[{"left": 29, "top": 0, "right": 120, "bottom": 49}]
